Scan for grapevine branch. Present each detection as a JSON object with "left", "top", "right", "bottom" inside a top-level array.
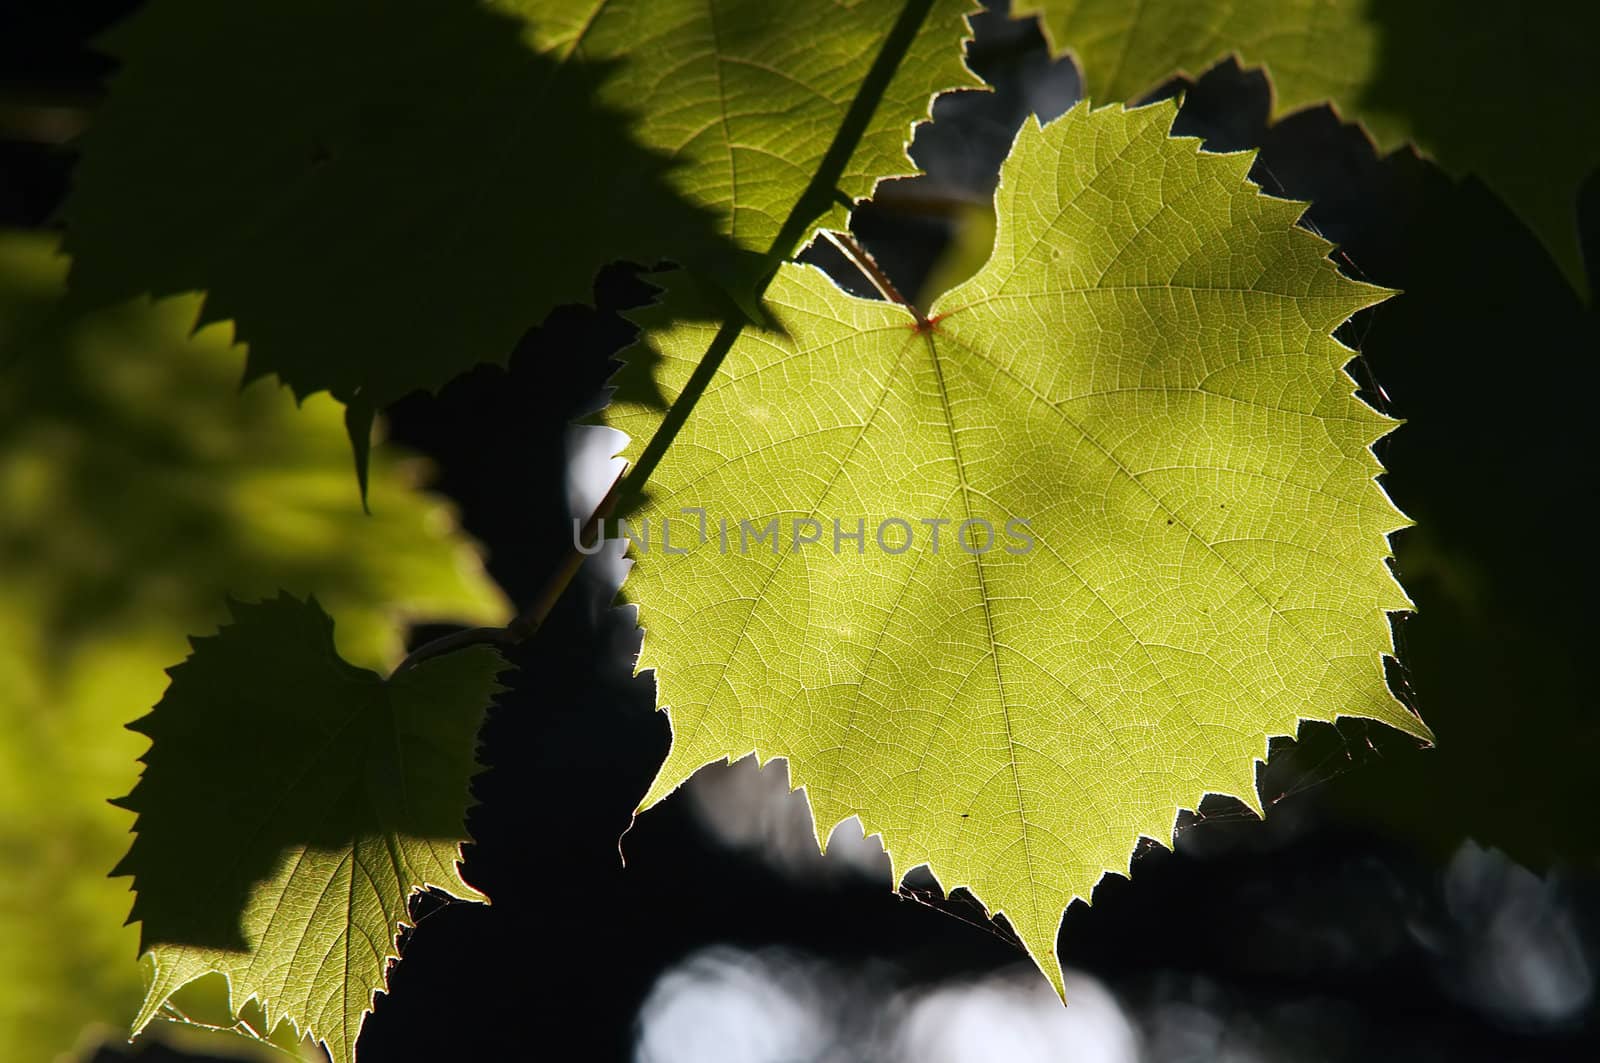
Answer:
[{"left": 394, "top": 0, "right": 936, "bottom": 675}]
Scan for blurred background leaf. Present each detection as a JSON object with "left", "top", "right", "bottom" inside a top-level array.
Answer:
[{"left": 0, "top": 230, "right": 510, "bottom": 1061}]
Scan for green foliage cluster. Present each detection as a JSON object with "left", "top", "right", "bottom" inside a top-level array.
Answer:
[
  {"left": 0, "top": 231, "right": 507, "bottom": 1060},
  {"left": 5, "top": 0, "right": 1588, "bottom": 1058}
]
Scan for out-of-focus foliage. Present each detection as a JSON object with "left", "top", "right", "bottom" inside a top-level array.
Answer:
[
  {"left": 1013, "top": 0, "right": 1600, "bottom": 298},
  {"left": 606, "top": 100, "right": 1429, "bottom": 997},
  {"left": 116, "top": 594, "right": 505, "bottom": 1063},
  {"left": 0, "top": 231, "right": 509, "bottom": 1061}
]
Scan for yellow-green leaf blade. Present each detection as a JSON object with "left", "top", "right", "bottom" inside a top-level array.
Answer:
[{"left": 607, "top": 99, "right": 1428, "bottom": 996}]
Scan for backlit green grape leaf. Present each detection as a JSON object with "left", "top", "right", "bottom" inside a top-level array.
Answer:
[
  {"left": 113, "top": 594, "right": 505, "bottom": 1063},
  {"left": 1012, "top": 0, "right": 1600, "bottom": 298},
  {"left": 0, "top": 230, "right": 509, "bottom": 1061},
  {"left": 604, "top": 99, "right": 1430, "bottom": 994},
  {"left": 63, "top": 0, "right": 981, "bottom": 415}
]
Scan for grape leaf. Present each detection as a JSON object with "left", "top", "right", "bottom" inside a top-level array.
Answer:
[
  {"left": 0, "top": 230, "right": 509, "bottom": 1061},
  {"left": 1011, "top": 0, "right": 1600, "bottom": 299},
  {"left": 62, "top": 0, "right": 981, "bottom": 415},
  {"left": 112, "top": 594, "right": 504, "bottom": 1063},
  {"left": 604, "top": 99, "right": 1431, "bottom": 994}
]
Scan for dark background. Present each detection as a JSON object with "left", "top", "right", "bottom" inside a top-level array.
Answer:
[{"left": 4, "top": 2, "right": 1597, "bottom": 1060}]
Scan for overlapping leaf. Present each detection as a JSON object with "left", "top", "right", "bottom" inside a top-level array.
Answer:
[
  {"left": 605, "top": 99, "right": 1430, "bottom": 993},
  {"left": 63, "top": 0, "right": 981, "bottom": 413},
  {"left": 1012, "top": 0, "right": 1600, "bottom": 298},
  {"left": 0, "top": 231, "right": 509, "bottom": 1060},
  {"left": 114, "top": 594, "right": 504, "bottom": 1063}
]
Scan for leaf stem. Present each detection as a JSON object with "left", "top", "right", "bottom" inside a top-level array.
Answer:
[
  {"left": 393, "top": 475, "right": 621, "bottom": 673},
  {"left": 611, "top": 0, "right": 935, "bottom": 500},
  {"left": 823, "top": 229, "right": 927, "bottom": 327},
  {"left": 392, "top": 625, "right": 513, "bottom": 673}
]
